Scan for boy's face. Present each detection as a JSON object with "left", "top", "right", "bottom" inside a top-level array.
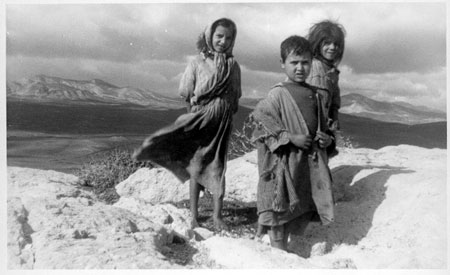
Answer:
[{"left": 281, "top": 51, "right": 312, "bottom": 83}]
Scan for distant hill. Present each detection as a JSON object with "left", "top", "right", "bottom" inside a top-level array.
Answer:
[
  {"left": 238, "top": 93, "right": 446, "bottom": 125},
  {"left": 340, "top": 93, "right": 446, "bottom": 125},
  {"left": 7, "top": 75, "right": 184, "bottom": 110},
  {"left": 9, "top": 75, "right": 445, "bottom": 125},
  {"left": 7, "top": 100, "right": 185, "bottom": 135},
  {"left": 7, "top": 101, "right": 446, "bottom": 150},
  {"left": 338, "top": 113, "right": 446, "bottom": 149},
  {"left": 7, "top": 100, "right": 253, "bottom": 136},
  {"left": 238, "top": 97, "right": 262, "bottom": 109}
]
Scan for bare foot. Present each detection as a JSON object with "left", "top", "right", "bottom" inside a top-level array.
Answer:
[
  {"left": 213, "top": 218, "right": 229, "bottom": 231},
  {"left": 256, "top": 224, "right": 267, "bottom": 237}
]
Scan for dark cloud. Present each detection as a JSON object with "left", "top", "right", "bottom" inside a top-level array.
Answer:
[
  {"left": 6, "top": 4, "right": 199, "bottom": 63},
  {"left": 344, "top": 30, "right": 446, "bottom": 74},
  {"left": 5, "top": 3, "right": 446, "bottom": 111}
]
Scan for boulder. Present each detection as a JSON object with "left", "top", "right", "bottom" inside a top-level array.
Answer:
[
  {"left": 115, "top": 167, "right": 189, "bottom": 204},
  {"left": 116, "top": 150, "right": 258, "bottom": 204},
  {"left": 7, "top": 167, "right": 179, "bottom": 269}
]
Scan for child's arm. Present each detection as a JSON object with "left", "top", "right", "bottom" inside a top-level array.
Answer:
[
  {"left": 287, "top": 133, "right": 312, "bottom": 150},
  {"left": 252, "top": 87, "right": 290, "bottom": 152},
  {"left": 315, "top": 131, "right": 333, "bottom": 149},
  {"left": 306, "top": 59, "right": 327, "bottom": 90},
  {"left": 231, "top": 62, "right": 242, "bottom": 113},
  {"left": 178, "top": 60, "right": 196, "bottom": 111},
  {"left": 329, "top": 85, "right": 341, "bottom": 130},
  {"left": 253, "top": 87, "right": 312, "bottom": 152}
]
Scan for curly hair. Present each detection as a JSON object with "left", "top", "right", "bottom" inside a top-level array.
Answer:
[{"left": 307, "top": 20, "right": 346, "bottom": 65}]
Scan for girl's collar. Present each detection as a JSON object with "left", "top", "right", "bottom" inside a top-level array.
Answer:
[{"left": 316, "top": 55, "right": 336, "bottom": 68}]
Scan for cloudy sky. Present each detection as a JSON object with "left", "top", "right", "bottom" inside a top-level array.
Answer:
[{"left": 5, "top": 1, "right": 448, "bottom": 111}]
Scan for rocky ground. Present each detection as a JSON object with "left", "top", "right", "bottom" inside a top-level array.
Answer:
[{"left": 6, "top": 145, "right": 448, "bottom": 269}]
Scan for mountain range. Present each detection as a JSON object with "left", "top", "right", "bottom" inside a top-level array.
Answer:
[
  {"left": 7, "top": 75, "right": 447, "bottom": 125},
  {"left": 7, "top": 75, "right": 184, "bottom": 110},
  {"left": 339, "top": 93, "right": 446, "bottom": 124}
]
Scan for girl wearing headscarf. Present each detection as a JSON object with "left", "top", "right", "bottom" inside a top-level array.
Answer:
[{"left": 133, "top": 18, "right": 241, "bottom": 231}]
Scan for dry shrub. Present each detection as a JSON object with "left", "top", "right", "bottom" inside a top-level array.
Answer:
[
  {"left": 228, "top": 117, "right": 255, "bottom": 159},
  {"left": 76, "top": 148, "right": 153, "bottom": 201}
]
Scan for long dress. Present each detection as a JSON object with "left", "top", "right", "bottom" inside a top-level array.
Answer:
[
  {"left": 306, "top": 57, "right": 341, "bottom": 125},
  {"left": 133, "top": 19, "right": 241, "bottom": 197}
]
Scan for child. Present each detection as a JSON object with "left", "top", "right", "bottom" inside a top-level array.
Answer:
[
  {"left": 252, "top": 35, "right": 335, "bottom": 251},
  {"left": 306, "top": 20, "right": 346, "bottom": 131},
  {"left": 133, "top": 18, "right": 241, "bottom": 231}
]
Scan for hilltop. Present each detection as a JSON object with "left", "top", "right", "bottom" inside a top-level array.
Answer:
[{"left": 7, "top": 145, "right": 447, "bottom": 269}]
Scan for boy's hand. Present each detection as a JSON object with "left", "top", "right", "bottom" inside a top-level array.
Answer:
[
  {"left": 316, "top": 131, "right": 332, "bottom": 148},
  {"left": 330, "top": 120, "right": 340, "bottom": 131},
  {"left": 288, "top": 133, "right": 312, "bottom": 150}
]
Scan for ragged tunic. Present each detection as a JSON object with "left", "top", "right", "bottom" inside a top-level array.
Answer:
[
  {"left": 252, "top": 81, "right": 335, "bottom": 227},
  {"left": 306, "top": 57, "right": 341, "bottom": 125},
  {"left": 133, "top": 19, "right": 241, "bottom": 196}
]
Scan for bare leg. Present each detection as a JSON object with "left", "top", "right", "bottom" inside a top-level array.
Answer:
[
  {"left": 213, "top": 192, "right": 229, "bottom": 231},
  {"left": 189, "top": 179, "right": 200, "bottom": 229},
  {"left": 268, "top": 225, "right": 287, "bottom": 251},
  {"left": 286, "top": 212, "right": 314, "bottom": 237},
  {"left": 256, "top": 223, "right": 267, "bottom": 238}
]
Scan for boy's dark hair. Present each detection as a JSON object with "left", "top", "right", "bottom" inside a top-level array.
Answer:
[
  {"left": 307, "top": 20, "right": 346, "bottom": 64},
  {"left": 280, "top": 35, "right": 312, "bottom": 62}
]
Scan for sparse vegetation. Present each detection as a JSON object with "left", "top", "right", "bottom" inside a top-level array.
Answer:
[
  {"left": 76, "top": 116, "right": 357, "bottom": 204},
  {"left": 335, "top": 130, "right": 357, "bottom": 149},
  {"left": 76, "top": 147, "right": 153, "bottom": 203},
  {"left": 228, "top": 117, "right": 255, "bottom": 159}
]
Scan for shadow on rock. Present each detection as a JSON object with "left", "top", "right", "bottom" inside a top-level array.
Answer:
[
  {"left": 289, "top": 164, "right": 415, "bottom": 258},
  {"left": 160, "top": 239, "right": 200, "bottom": 266}
]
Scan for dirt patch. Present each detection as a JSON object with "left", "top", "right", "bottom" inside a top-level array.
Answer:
[{"left": 172, "top": 193, "right": 258, "bottom": 238}]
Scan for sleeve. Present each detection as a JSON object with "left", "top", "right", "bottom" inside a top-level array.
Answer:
[
  {"left": 231, "top": 62, "right": 242, "bottom": 113},
  {"left": 329, "top": 85, "right": 341, "bottom": 122},
  {"left": 325, "top": 128, "right": 338, "bottom": 158},
  {"left": 263, "top": 131, "right": 290, "bottom": 153},
  {"left": 306, "top": 60, "right": 327, "bottom": 90},
  {"left": 251, "top": 88, "right": 290, "bottom": 153},
  {"left": 178, "top": 60, "right": 196, "bottom": 104}
]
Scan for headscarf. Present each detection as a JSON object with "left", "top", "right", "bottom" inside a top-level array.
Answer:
[{"left": 193, "top": 18, "right": 237, "bottom": 104}]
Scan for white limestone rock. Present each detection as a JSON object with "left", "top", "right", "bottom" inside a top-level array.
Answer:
[
  {"left": 203, "top": 236, "right": 318, "bottom": 268},
  {"left": 115, "top": 167, "right": 189, "bottom": 204},
  {"left": 7, "top": 167, "right": 179, "bottom": 269}
]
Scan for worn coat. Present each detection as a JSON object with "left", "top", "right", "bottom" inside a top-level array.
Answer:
[{"left": 252, "top": 82, "right": 335, "bottom": 226}]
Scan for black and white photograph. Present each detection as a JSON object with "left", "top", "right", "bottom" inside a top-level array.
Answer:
[{"left": 2, "top": 0, "right": 448, "bottom": 271}]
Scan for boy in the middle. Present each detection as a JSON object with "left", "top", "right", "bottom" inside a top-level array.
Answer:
[{"left": 252, "top": 35, "right": 335, "bottom": 251}]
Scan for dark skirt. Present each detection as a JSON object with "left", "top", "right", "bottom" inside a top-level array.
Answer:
[{"left": 133, "top": 97, "right": 233, "bottom": 196}]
